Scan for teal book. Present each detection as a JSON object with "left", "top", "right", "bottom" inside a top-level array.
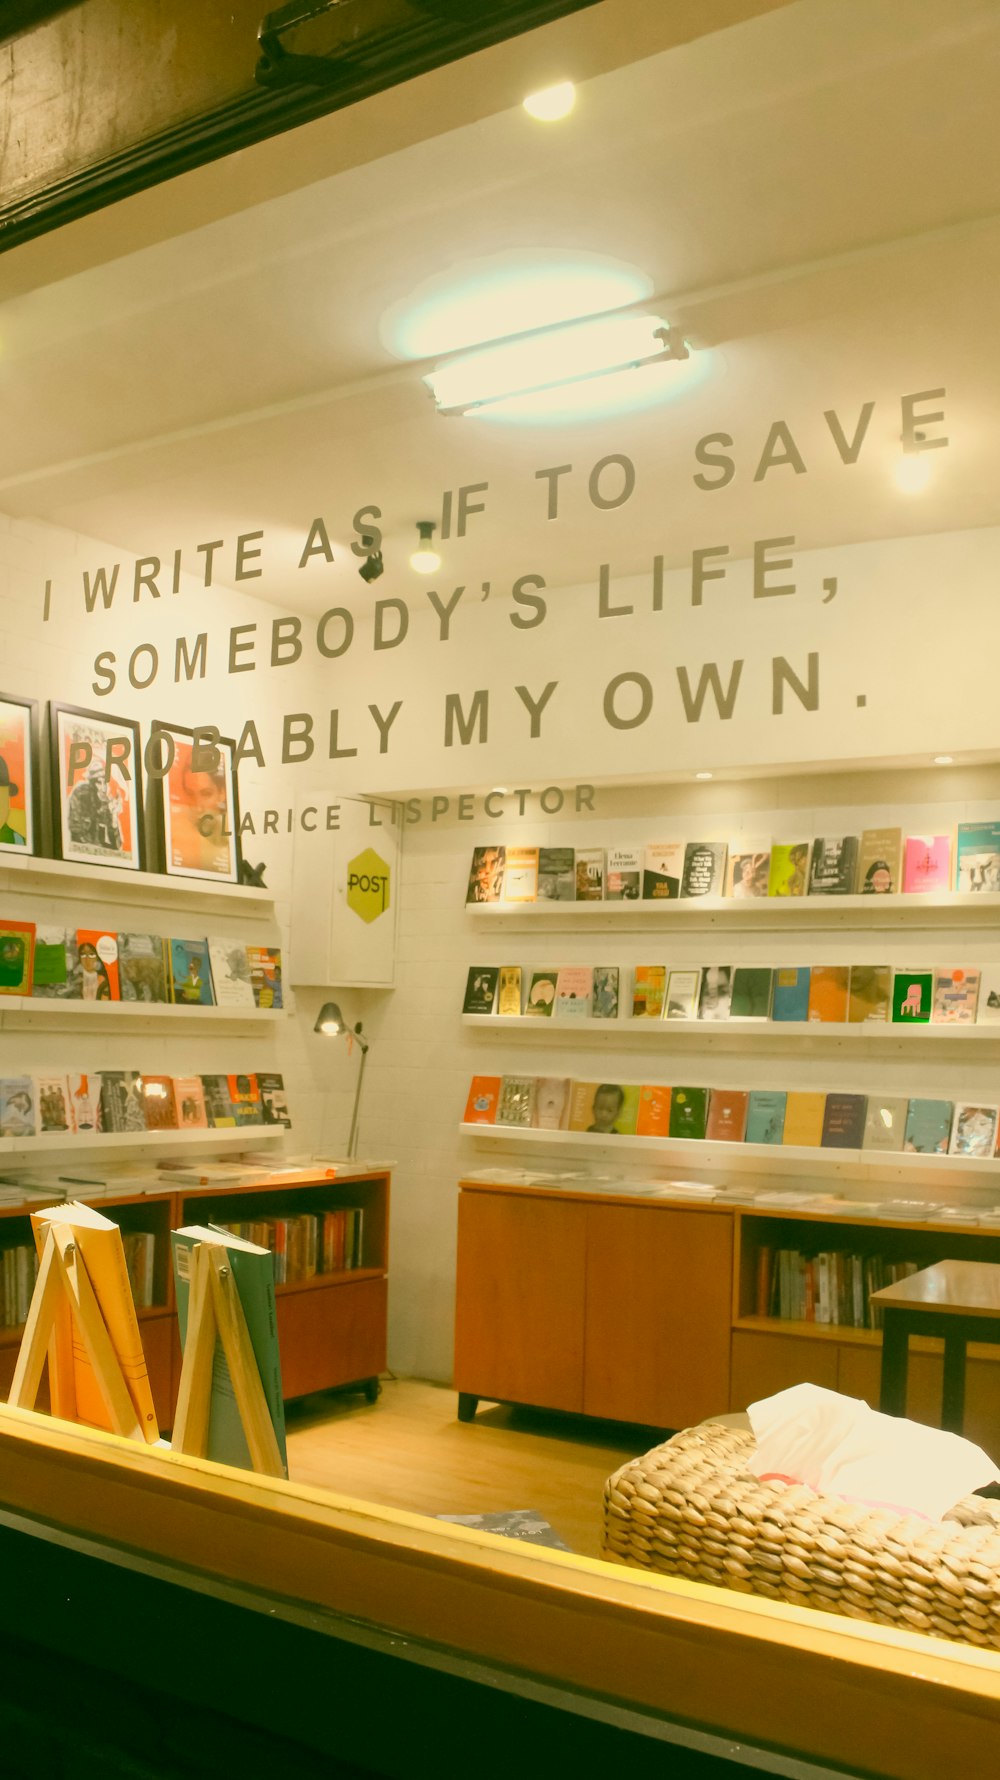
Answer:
[
  {"left": 745, "top": 1090, "right": 787, "bottom": 1144},
  {"left": 668, "top": 1086, "right": 709, "bottom": 1141},
  {"left": 903, "top": 1099, "right": 953, "bottom": 1154},
  {"left": 171, "top": 1226, "right": 287, "bottom": 1476},
  {"left": 770, "top": 967, "right": 810, "bottom": 1022}
]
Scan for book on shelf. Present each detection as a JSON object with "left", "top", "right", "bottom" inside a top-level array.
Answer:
[
  {"left": 258, "top": 1072, "right": 291, "bottom": 1128},
  {"left": 31, "top": 927, "right": 70, "bottom": 998},
  {"left": 782, "top": 1091, "right": 826, "bottom": 1146},
  {"left": 206, "top": 937, "right": 255, "bottom": 1008},
  {"left": 857, "top": 827, "right": 902, "bottom": 895},
  {"left": 950, "top": 1103, "right": 999, "bottom": 1157},
  {"left": 575, "top": 848, "right": 604, "bottom": 901},
  {"left": 117, "top": 933, "right": 169, "bottom": 1003},
  {"left": 745, "top": 1090, "right": 787, "bottom": 1144},
  {"left": 76, "top": 928, "right": 119, "bottom": 1000},
  {"left": 954, "top": 822, "right": 1000, "bottom": 893},
  {"left": 728, "top": 845, "right": 770, "bottom": 899},
  {"left": 632, "top": 964, "right": 666, "bottom": 1019},
  {"left": 0, "top": 1240, "right": 39, "bottom": 1329},
  {"left": 807, "top": 965, "right": 849, "bottom": 1024},
  {"left": 591, "top": 966, "right": 620, "bottom": 1019},
  {"left": 705, "top": 1089, "right": 749, "bottom": 1143},
  {"left": 847, "top": 964, "right": 890, "bottom": 1023},
  {"left": 496, "top": 1076, "right": 536, "bottom": 1126},
  {"left": 227, "top": 1074, "right": 261, "bottom": 1126},
  {"left": 635, "top": 1084, "right": 671, "bottom": 1137},
  {"left": 537, "top": 847, "right": 576, "bottom": 902},
  {"left": 771, "top": 967, "right": 810, "bottom": 1023},
  {"left": 891, "top": 969, "right": 933, "bottom": 1023},
  {"left": 697, "top": 965, "right": 733, "bottom": 1021},
  {"left": 496, "top": 964, "right": 522, "bottom": 1017},
  {"left": 903, "top": 834, "right": 950, "bottom": 893},
  {"left": 554, "top": 966, "right": 592, "bottom": 1018},
  {"left": 756, "top": 1244, "right": 919, "bottom": 1330},
  {"left": 767, "top": 843, "right": 809, "bottom": 897},
  {"left": 668, "top": 1087, "right": 709, "bottom": 1142},
  {"left": 171, "top": 1224, "right": 288, "bottom": 1476},
  {"left": 862, "top": 1096, "right": 910, "bottom": 1151},
  {"left": 168, "top": 937, "right": 214, "bottom": 1006},
  {"left": 98, "top": 1071, "right": 146, "bottom": 1134},
  {"left": 248, "top": 944, "right": 283, "bottom": 1010},
  {"left": 36, "top": 1074, "right": 74, "bottom": 1134},
  {"left": 200, "top": 1074, "right": 237, "bottom": 1127},
  {"left": 931, "top": 967, "right": 980, "bottom": 1024},
  {"left": 467, "top": 846, "right": 505, "bottom": 904},
  {"left": 0, "top": 1077, "right": 36, "bottom": 1137},
  {"left": 808, "top": 835, "right": 858, "bottom": 895},
  {"left": 532, "top": 1078, "right": 571, "bottom": 1130},
  {"left": 642, "top": 842, "right": 683, "bottom": 901},
  {"left": 821, "top": 1092, "right": 867, "bottom": 1149},
  {"left": 502, "top": 846, "right": 539, "bottom": 903},
  {"left": 730, "top": 966, "right": 772, "bottom": 1020},
  {"left": 978, "top": 967, "right": 1000, "bottom": 1024},
  {"left": 463, "top": 966, "right": 499, "bottom": 1015},
  {"left": 680, "top": 840, "right": 727, "bottom": 899},
  {"left": 903, "top": 1097, "right": 952, "bottom": 1153},
  {"left": 139, "top": 1075, "right": 178, "bottom": 1130},
  {"left": 0, "top": 919, "right": 35, "bottom": 996},
  {"left": 67, "top": 1073, "right": 100, "bottom": 1132},
  {"left": 524, "top": 969, "right": 558, "bottom": 1015},
  {"left": 605, "top": 846, "right": 642, "bottom": 901},
  {"left": 568, "top": 1081, "right": 639, "bottom": 1136},
  {"left": 173, "top": 1075, "right": 209, "bottom": 1130},
  {"left": 665, "top": 968, "right": 701, "bottom": 1020}
]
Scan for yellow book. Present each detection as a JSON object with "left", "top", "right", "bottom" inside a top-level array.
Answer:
[
  {"left": 31, "top": 1201, "right": 158, "bottom": 1442},
  {"left": 781, "top": 1092, "right": 827, "bottom": 1147}
]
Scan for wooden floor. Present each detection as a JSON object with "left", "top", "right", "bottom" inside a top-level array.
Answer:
[{"left": 285, "top": 1377, "right": 654, "bottom": 1559}]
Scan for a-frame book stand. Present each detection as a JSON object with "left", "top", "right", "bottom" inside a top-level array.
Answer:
[
  {"left": 9, "top": 1222, "right": 147, "bottom": 1442},
  {"left": 172, "top": 1241, "right": 285, "bottom": 1479}
]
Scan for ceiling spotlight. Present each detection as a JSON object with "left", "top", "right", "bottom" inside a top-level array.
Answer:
[
  {"left": 358, "top": 535, "right": 383, "bottom": 583},
  {"left": 410, "top": 521, "right": 441, "bottom": 575},
  {"left": 894, "top": 455, "right": 932, "bottom": 495},
  {"left": 523, "top": 81, "right": 575, "bottom": 122},
  {"left": 695, "top": 771, "right": 713, "bottom": 781},
  {"left": 933, "top": 754, "right": 954, "bottom": 766}
]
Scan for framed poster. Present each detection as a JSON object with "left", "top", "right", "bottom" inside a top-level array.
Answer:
[
  {"left": 0, "top": 692, "right": 39, "bottom": 856},
  {"left": 149, "top": 721, "right": 242, "bottom": 884},
  {"left": 48, "top": 703, "right": 145, "bottom": 872}
]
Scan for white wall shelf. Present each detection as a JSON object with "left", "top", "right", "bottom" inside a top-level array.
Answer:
[
  {"left": 0, "top": 853, "right": 274, "bottom": 913},
  {"left": 466, "top": 892, "right": 1000, "bottom": 929},
  {"left": 0, "top": 999, "right": 284, "bottom": 1030},
  {"left": 0, "top": 1125, "right": 287, "bottom": 1159},
  {"left": 461, "top": 1013, "right": 1000, "bottom": 1045}
]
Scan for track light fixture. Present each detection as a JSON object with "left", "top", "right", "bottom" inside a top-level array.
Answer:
[
  {"left": 410, "top": 521, "right": 441, "bottom": 575},
  {"left": 358, "top": 535, "right": 384, "bottom": 582}
]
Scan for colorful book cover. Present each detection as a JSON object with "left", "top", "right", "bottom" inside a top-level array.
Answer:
[
  {"left": 496, "top": 1076, "right": 536, "bottom": 1126},
  {"left": 537, "top": 847, "right": 576, "bottom": 902},
  {"left": 903, "top": 1098, "right": 952, "bottom": 1153},
  {"left": 247, "top": 944, "right": 281, "bottom": 1009},
  {"left": 665, "top": 968, "right": 701, "bottom": 1020},
  {"left": 767, "top": 843, "right": 809, "bottom": 897},
  {"left": 728, "top": 847, "right": 770, "bottom": 899},
  {"left": 808, "top": 835, "right": 858, "bottom": 896},
  {"left": 502, "top": 846, "right": 539, "bottom": 903},
  {"left": 497, "top": 965, "right": 522, "bottom": 1016},
  {"left": 807, "top": 965, "right": 849, "bottom": 1024},
  {"left": 955, "top": 822, "right": 1000, "bottom": 893},
  {"left": 705, "top": 1089, "right": 749, "bottom": 1143},
  {"left": 575, "top": 848, "right": 604, "bottom": 901},
  {"left": 931, "top": 967, "right": 980, "bottom": 1024},
  {"left": 532, "top": 1078, "right": 570, "bottom": 1130},
  {"left": 467, "top": 846, "right": 505, "bottom": 904},
  {"left": 31, "top": 926, "right": 71, "bottom": 998},
  {"left": 0, "top": 1076, "right": 36, "bottom": 1136},
  {"left": 821, "top": 1092, "right": 867, "bottom": 1149},
  {"left": 75, "top": 928, "right": 119, "bottom": 1000},
  {"left": 554, "top": 966, "right": 593, "bottom": 1018},
  {"left": 139, "top": 1075, "right": 178, "bottom": 1130},
  {"left": 698, "top": 965, "right": 732, "bottom": 1021},
  {"left": 169, "top": 937, "right": 214, "bottom": 1006},
  {"left": 642, "top": 842, "right": 683, "bottom": 901},
  {"left": 745, "top": 1090, "right": 787, "bottom": 1144},
  {"left": 771, "top": 967, "right": 810, "bottom": 1023},
  {"left": 681, "top": 841, "right": 727, "bottom": 899},
  {"left": 67, "top": 1072, "right": 100, "bottom": 1132},
  {"left": 848, "top": 965, "right": 891, "bottom": 1024},
  {"left": 949, "top": 1103, "right": 999, "bottom": 1158},
  {"left": 977, "top": 967, "right": 1000, "bottom": 1024},
  {"left": 903, "top": 834, "right": 950, "bottom": 894},
  {"left": 117, "top": 932, "right": 169, "bottom": 1002},
  {"left": 636, "top": 1084, "right": 671, "bottom": 1137},
  {"left": 857, "top": 827, "right": 902, "bottom": 895},
  {"left": 201, "top": 1074, "right": 237, "bottom": 1127},
  {"left": 782, "top": 1092, "right": 827, "bottom": 1147},
  {"left": 173, "top": 1075, "right": 209, "bottom": 1129},
  {"left": 524, "top": 969, "right": 558, "bottom": 1015},
  {"left": 464, "top": 1076, "right": 501, "bottom": 1124},
  {"left": 98, "top": 1070, "right": 145, "bottom": 1133},
  {"left": 0, "top": 919, "right": 34, "bottom": 996},
  {"left": 862, "top": 1096, "right": 909, "bottom": 1152},
  {"left": 632, "top": 964, "right": 666, "bottom": 1018},
  {"left": 591, "top": 966, "right": 619, "bottom": 1020},
  {"left": 227, "top": 1074, "right": 261, "bottom": 1126},
  {"left": 36, "top": 1074, "right": 74, "bottom": 1133},
  {"left": 568, "top": 1081, "right": 639, "bottom": 1135},
  {"left": 668, "top": 1086, "right": 709, "bottom": 1142},
  {"left": 891, "top": 969, "right": 933, "bottom": 1023},
  {"left": 730, "top": 967, "right": 772, "bottom": 1020},
  {"left": 258, "top": 1071, "right": 292, "bottom": 1127},
  {"left": 206, "top": 937, "right": 255, "bottom": 1009},
  {"left": 463, "top": 966, "right": 499, "bottom": 1015},
  {"left": 172, "top": 1225, "right": 287, "bottom": 1476},
  {"left": 605, "top": 847, "right": 642, "bottom": 901}
]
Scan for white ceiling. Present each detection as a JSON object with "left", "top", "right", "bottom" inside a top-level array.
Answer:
[{"left": 1, "top": 0, "right": 999, "bottom": 608}]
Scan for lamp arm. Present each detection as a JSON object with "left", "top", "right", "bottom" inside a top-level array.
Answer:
[{"left": 347, "top": 1042, "right": 368, "bottom": 1159}]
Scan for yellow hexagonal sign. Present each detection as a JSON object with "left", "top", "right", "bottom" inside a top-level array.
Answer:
[{"left": 346, "top": 847, "right": 391, "bottom": 923}]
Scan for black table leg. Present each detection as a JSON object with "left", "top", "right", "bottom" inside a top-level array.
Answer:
[
  {"left": 879, "top": 1311, "right": 909, "bottom": 1416},
  {"left": 941, "top": 1333, "right": 968, "bottom": 1433}
]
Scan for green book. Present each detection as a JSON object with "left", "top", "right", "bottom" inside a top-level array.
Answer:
[
  {"left": 668, "top": 1086, "right": 709, "bottom": 1141},
  {"left": 171, "top": 1225, "right": 287, "bottom": 1476}
]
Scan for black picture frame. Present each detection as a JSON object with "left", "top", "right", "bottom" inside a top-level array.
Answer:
[
  {"left": 0, "top": 690, "right": 41, "bottom": 858},
  {"left": 147, "top": 720, "right": 244, "bottom": 885},
  {"left": 47, "top": 701, "right": 145, "bottom": 873}
]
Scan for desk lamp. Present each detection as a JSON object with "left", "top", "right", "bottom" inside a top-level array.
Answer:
[{"left": 314, "top": 1001, "right": 369, "bottom": 1159}]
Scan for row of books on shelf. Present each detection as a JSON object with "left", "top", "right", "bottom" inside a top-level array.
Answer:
[
  {"left": 0, "top": 1070, "right": 290, "bottom": 1138},
  {"left": 0, "top": 921, "right": 281, "bottom": 1008},
  {"left": 218, "top": 1207, "right": 366, "bottom": 1282},
  {"left": 0, "top": 1229, "right": 158, "bottom": 1329},
  {"left": 464, "top": 1074, "right": 1000, "bottom": 1157},
  {"left": 466, "top": 824, "right": 1000, "bottom": 904},
  {"left": 756, "top": 1248, "right": 919, "bottom": 1328},
  {"left": 464, "top": 962, "right": 1000, "bottom": 1024}
]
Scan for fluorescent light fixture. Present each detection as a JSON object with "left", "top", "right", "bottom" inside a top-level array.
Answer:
[
  {"left": 523, "top": 81, "right": 575, "bottom": 122},
  {"left": 410, "top": 521, "right": 441, "bottom": 575},
  {"left": 695, "top": 771, "right": 713, "bottom": 781},
  {"left": 933, "top": 754, "right": 954, "bottom": 765},
  {"left": 425, "top": 311, "right": 690, "bottom": 417},
  {"left": 385, "top": 255, "right": 651, "bottom": 360},
  {"left": 894, "top": 454, "right": 931, "bottom": 494}
]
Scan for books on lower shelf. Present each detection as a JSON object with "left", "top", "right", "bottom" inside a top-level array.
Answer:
[
  {"left": 754, "top": 1245, "right": 920, "bottom": 1328},
  {"left": 217, "top": 1206, "right": 366, "bottom": 1280},
  {"left": 0, "top": 1069, "right": 291, "bottom": 1139}
]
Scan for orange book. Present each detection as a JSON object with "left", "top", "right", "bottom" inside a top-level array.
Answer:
[
  {"left": 636, "top": 1084, "right": 671, "bottom": 1137},
  {"left": 464, "top": 1075, "right": 501, "bottom": 1124},
  {"left": 806, "top": 965, "right": 849, "bottom": 1023},
  {"left": 782, "top": 1092, "right": 827, "bottom": 1146},
  {"left": 76, "top": 928, "right": 120, "bottom": 1000},
  {"left": 705, "top": 1089, "right": 749, "bottom": 1142}
]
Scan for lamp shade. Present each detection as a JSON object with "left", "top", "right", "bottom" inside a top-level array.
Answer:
[{"left": 314, "top": 1001, "right": 346, "bottom": 1036}]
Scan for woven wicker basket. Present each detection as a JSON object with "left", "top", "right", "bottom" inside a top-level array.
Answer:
[{"left": 603, "top": 1423, "right": 1000, "bottom": 1649}]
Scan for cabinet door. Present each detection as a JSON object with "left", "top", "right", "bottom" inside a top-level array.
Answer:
[
  {"left": 278, "top": 1277, "right": 387, "bottom": 1400},
  {"left": 454, "top": 1192, "right": 586, "bottom": 1412},
  {"left": 584, "top": 1207, "right": 732, "bottom": 1427},
  {"left": 730, "top": 1331, "right": 838, "bottom": 1409}
]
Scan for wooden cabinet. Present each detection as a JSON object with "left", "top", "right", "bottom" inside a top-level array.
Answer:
[{"left": 455, "top": 1184, "right": 731, "bottom": 1427}]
